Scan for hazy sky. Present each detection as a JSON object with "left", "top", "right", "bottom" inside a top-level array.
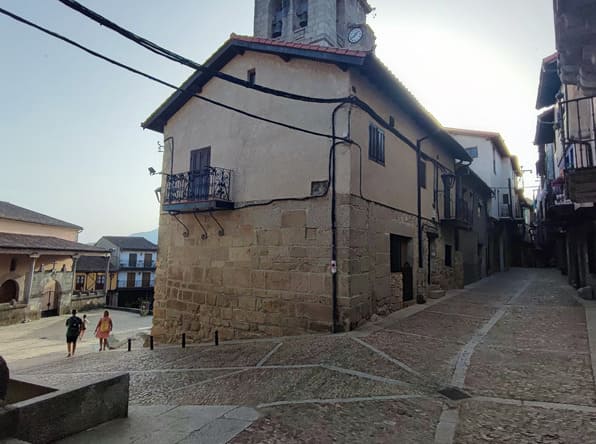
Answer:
[{"left": 0, "top": 1, "right": 555, "bottom": 242}]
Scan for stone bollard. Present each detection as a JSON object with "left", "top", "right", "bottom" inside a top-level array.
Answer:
[{"left": 0, "top": 355, "right": 8, "bottom": 407}]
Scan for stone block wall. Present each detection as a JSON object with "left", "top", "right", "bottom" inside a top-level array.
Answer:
[
  {"left": 153, "top": 196, "right": 341, "bottom": 343},
  {"left": 154, "top": 193, "right": 465, "bottom": 343}
]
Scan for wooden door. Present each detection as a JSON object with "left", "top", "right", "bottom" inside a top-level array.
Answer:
[{"left": 190, "top": 147, "right": 211, "bottom": 200}]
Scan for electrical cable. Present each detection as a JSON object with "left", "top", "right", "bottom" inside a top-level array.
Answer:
[
  {"left": 57, "top": 0, "right": 352, "bottom": 105},
  {"left": 0, "top": 6, "right": 347, "bottom": 142},
  {"left": 56, "top": 0, "right": 448, "bottom": 160}
]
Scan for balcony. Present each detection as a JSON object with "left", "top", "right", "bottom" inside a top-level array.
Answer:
[
  {"left": 118, "top": 260, "right": 156, "bottom": 270},
  {"left": 441, "top": 198, "right": 473, "bottom": 229},
  {"left": 163, "top": 167, "right": 233, "bottom": 213},
  {"left": 545, "top": 182, "right": 574, "bottom": 220},
  {"left": 117, "top": 279, "right": 155, "bottom": 289}
]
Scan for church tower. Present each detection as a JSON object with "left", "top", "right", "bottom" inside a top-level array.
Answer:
[{"left": 254, "top": 0, "right": 376, "bottom": 52}]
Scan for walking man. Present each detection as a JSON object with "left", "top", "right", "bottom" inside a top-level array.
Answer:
[{"left": 65, "top": 309, "right": 83, "bottom": 357}]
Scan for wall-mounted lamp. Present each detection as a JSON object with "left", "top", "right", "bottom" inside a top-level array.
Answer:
[
  {"left": 154, "top": 187, "right": 162, "bottom": 204},
  {"left": 149, "top": 167, "right": 170, "bottom": 177},
  {"left": 441, "top": 173, "right": 457, "bottom": 189}
]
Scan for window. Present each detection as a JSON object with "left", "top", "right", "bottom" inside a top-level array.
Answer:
[
  {"left": 75, "top": 275, "right": 85, "bottom": 291},
  {"left": 502, "top": 193, "right": 509, "bottom": 205},
  {"left": 445, "top": 245, "right": 453, "bottom": 267},
  {"left": 390, "top": 234, "right": 409, "bottom": 272},
  {"left": 493, "top": 147, "right": 497, "bottom": 174},
  {"left": 247, "top": 69, "right": 256, "bottom": 85},
  {"left": 271, "top": 0, "right": 283, "bottom": 38},
  {"left": 126, "top": 272, "right": 136, "bottom": 288},
  {"left": 419, "top": 160, "right": 427, "bottom": 189},
  {"left": 369, "top": 124, "right": 385, "bottom": 165},
  {"left": 142, "top": 272, "right": 152, "bottom": 288},
  {"left": 465, "top": 146, "right": 478, "bottom": 158},
  {"left": 96, "top": 275, "right": 105, "bottom": 290},
  {"left": 128, "top": 253, "right": 137, "bottom": 267},
  {"left": 144, "top": 253, "right": 153, "bottom": 267},
  {"left": 295, "top": 0, "right": 308, "bottom": 29},
  {"left": 9, "top": 258, "right": 16, "bottom": 272}
]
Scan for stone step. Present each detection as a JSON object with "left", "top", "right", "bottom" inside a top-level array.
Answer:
[{"left": 428, "top": 289, "right": 446, "bottom": 299}]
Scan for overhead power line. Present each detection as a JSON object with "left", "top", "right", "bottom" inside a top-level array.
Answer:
[
  {"left": 57, "top": 0, "right": 445, "bottom": 156},
  {"left": 57, "top": 0, "right": 352, "bottom": 105},
  {"left": 0, "top": 7, "right": 347, "bottom": 141}
]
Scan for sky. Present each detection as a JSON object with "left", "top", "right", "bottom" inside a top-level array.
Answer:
[{"left": 0, "top": 1, "right": 555, "bottom": 243}]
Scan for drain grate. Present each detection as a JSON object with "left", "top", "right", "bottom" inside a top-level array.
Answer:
[{"left": 438, "top": 386, "right": 471, "bottom": 400}]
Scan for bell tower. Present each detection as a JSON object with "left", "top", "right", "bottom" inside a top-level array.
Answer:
[{"left": 253, "top": 0, "right": 376, "bottom": 51}]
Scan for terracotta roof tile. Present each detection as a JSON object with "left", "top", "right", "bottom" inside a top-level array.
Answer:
[{"left": 230, "top": 34, "right": 368, "bottom": 58}]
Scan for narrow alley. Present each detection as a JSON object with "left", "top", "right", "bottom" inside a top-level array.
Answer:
[{"left": 12, "top": 268, "right": 596, "bottom": 443}]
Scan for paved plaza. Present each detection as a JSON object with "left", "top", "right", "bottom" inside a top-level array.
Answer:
[{"left": 8, "top": 268, "right": 596, "bottom": 443}]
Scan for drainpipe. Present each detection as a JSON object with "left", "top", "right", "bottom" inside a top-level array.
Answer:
[{"left": 331, "top": 103, "right": 345, "bottom": 334}]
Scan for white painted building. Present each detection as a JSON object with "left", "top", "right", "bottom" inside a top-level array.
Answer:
[{"left": 448, "top": 129, "right": 526, "bottom": 272}]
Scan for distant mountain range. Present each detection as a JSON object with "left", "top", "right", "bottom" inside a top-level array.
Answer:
[{"left": 130, "top": 228, "right": 158, "bottom": 244}]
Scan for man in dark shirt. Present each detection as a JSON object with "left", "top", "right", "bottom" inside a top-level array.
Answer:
[{"left": 65, "top": 309, "right": 83, "bottom": 357}]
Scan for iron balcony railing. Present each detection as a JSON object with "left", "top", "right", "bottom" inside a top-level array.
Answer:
[
  {"left": 164, "top": 167, "right": 232, "bottom": 205},
  {"left": 119, "top": 260, "right": 156, "bottom": 269},
  {"left": 117, "top": 279, "right": 155, "bottom": 289},
  {"left": 559, "top": 95, "right": 596, "bottom": 170}
]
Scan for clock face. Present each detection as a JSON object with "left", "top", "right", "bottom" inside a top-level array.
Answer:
[{"left": 348, "top": 27, "right": 363, "bottom": 44}]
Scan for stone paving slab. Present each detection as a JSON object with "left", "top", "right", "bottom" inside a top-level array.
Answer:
[
  {"left": 56, "top": 405, "right": 257, "bottom": 444},
  {"left": 382, "top": 311, "right": 487, "bottom": 344},
  {"left": 363, "top": 330, "right": 462, "bottom": 385},
  {"left": 173, "top": 367, "right": 417, "bottom": 406},
  {"left": 455, "top": 399, "right": 596, "bottom": 443},
  {"left": 230, "top": 399, "right": 443, "bottom": 444},
  {"left": 264, "top": 335, "right": 417, "bottom": 383},
  {"left": 465, "top": 344, "right": 596, "bottom": 406},
  {"left": 16, "top": 342, "right": 275, "bottom": 375},
  {"left": 483, "top": 309, "right": 590, "bottom": 352},
  {"left": 425, "top": 302, "right": 499, "bottom": 320}
]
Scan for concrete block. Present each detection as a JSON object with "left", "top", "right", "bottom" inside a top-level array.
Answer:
[{"left": 281, "top": 210, "right": 306, "bottom": 227}]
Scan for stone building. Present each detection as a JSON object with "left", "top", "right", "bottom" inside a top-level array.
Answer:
[
  {"left": 142, "top": 2, "right": 471, "bottom": 343},
  {"left": 0, "top": 202, "right": 108, "bottom": 325}
]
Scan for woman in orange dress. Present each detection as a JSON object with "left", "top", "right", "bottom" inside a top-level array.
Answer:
[{"left": 95, "top": 310, "right": 113, "bottom": 351}]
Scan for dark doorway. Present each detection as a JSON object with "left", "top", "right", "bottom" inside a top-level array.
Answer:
[
  {"left": 41, "top": 280, "right": 61, "bottom": 317},
  {"left": 390, "top": 234, "right": 413, "bottom": 302},
  {"left": 0, "top": 280, "right": 18, "bottom": 304},
  {"left": 190, "top": 147, "right": 211, "bottom": 201}
]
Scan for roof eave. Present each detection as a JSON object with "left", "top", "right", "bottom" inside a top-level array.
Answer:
[{"left": 142, "top": 38, "right": 367, "bottom": 133}]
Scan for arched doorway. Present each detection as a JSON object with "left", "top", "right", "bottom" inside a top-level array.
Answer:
[
  {"left": 0, "top": 280, "right": 18, "bottom": 304},
  {"left": 41, "top": 280, "right": 62, "bottom": 317}
]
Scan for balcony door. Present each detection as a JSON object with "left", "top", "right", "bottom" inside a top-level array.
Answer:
[{"left": 190, "top": 147, "right": 211, "bottom": 201}]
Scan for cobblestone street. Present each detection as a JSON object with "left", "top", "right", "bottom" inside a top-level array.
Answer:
[{"left": 11, "top": 268, "right": 596, "bottom": 443}]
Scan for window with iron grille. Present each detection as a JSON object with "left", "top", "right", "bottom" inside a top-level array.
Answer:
[
  {"left": 96, "top": 274, "right": 106, "bottom": 290},
  {"left": 75, "top": 275, "right": 85, "bottom": 291},
  {"left": 369, "top": 124, "right": 385, "bottom": 165}
]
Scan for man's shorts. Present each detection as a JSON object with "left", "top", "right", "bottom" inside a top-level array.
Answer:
[{"left": 66, "top": 335, "right": 78, "bottom": 344}]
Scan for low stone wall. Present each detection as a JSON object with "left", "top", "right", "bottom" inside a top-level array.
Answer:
[
  {"left": 1, "top": 373, "right": 129, "bottom": 444},
  {"left": 0, "top": 304, "right": 31, "bottom": 326},
  {"left": 70, "top": 294, "right": 105, "bottom": 312}
]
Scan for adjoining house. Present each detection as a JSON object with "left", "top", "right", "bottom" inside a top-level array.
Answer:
[
  {"left": 534, "top": 50, "right": 596, "bottom": 290},
  {"left": 0, "top": 201, "right": 109, "bottom": 325},
  {"left": 454, "top": 166, "right": 493, "bottom": 284},
  {"left": 95, "top": 236, "right": 157, "bottom": 310},
  {"left": 447, "top": 129, "right": 532, "bottom": 272},
  {"left": 143, "top": 0, "right": 473, "bottom": 343}
]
